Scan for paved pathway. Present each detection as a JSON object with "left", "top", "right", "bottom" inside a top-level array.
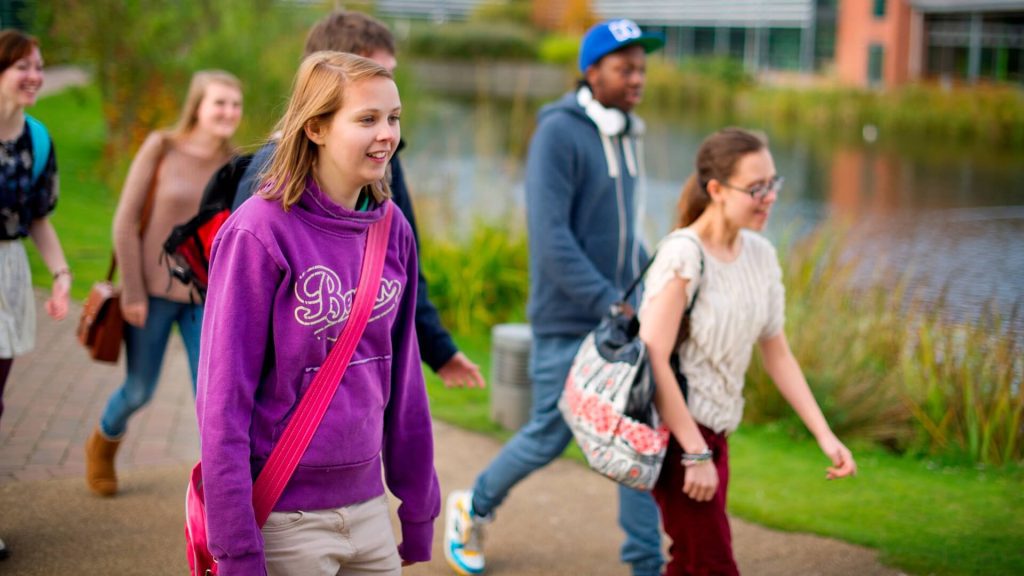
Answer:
[{"left": 40, "top": 65, "right": 90, "bottom": 98}]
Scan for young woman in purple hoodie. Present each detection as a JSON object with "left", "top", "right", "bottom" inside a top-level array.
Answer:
[{"left": 195, "top": 51, "right": 440, "bottom": 575}]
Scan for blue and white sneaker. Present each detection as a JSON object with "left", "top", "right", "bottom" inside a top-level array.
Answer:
[{"left": 444, "top": 490, "right": 490, "bottom": 575}]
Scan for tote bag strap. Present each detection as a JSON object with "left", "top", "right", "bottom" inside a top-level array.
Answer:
[
  {"left": 620, "top": 230, "right": 705, "bottom": 306},
  {"left": 251, "top": 201, "right": 394, "bottom": 526}
]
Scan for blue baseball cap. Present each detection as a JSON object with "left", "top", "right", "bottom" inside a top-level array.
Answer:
[{"left": 578, "top": 19, "right": 665, "bottom": 73}]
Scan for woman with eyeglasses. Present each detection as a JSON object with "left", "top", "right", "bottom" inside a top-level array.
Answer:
[{"left": 637, "top": 128, "right": 856, "bottom": 575}]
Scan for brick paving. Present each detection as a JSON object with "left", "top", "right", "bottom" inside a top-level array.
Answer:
[{"left": 0, "top": 289, "right": 199, "bottom": 484}]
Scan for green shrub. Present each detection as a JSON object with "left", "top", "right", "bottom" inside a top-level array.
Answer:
[
  {"left": 405, "top": 22, "right": 538, "bottom": 61},
  {"left": 679, "top": 56, "right": 753, "bottom": 89},
  {"left": 644, "top": 57, "right": 743, "bottom": 118},
  {"left": 744, "top": 226, "right": 1024, "bottom": 466},
  {"left": 468, "top": 0, "right": 533, "bottom": 26},
  {"left": 538, "top": 34, "right": 579, "bottom": 66},
  {"left": 419, "top": 220, "right": 528, "bottom": 334},
  {"left": 641, "top": 55, "right": 1024, "bottom": 149},
  {"left": 34, "top": 0, "right": 316, "bottom": 179}
]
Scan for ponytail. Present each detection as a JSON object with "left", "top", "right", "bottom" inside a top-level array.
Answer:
[{"left": 677, "top": 173, "right": 709, "bottom": 228}]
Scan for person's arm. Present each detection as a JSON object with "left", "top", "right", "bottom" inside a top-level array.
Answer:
[
  {"left": 525, "top": 117, "right": 620, "bottom": 318},
  {"left": 639, "top": 276, "right": 718, "bottom": 501},
  {"left": 27, "top": 217, "right": 69, "bottom": 320},
  {"left": 758, "top": 333, "right": 856, "bottom": 479},
  {"left": 25, "top": 135, "right": 68, "bottom": 320},
  {"left": 382, "top": 228, "right": 441, "bottom": 565},
  {"left": 196, "top": 225, "right": 282, "bottom": 575},
  {"left": 111, "top": 132, "right": 164, "bottom": 326}
]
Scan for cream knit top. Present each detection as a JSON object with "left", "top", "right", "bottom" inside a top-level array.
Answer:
[{"left": 639, "top": 228, "right": 786, "bottom": 434}]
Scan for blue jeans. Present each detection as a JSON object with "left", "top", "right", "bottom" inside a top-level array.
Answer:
[
  {"left": 472, "top": 334, "right": 663, "bottom": 576},
  {"left": 100, "top": 297, "right": 202, "bottom": 438}
]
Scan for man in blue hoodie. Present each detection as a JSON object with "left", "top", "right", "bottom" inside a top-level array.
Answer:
[{"left": 445, "top": 19, "right": 665, "bottom": 576}]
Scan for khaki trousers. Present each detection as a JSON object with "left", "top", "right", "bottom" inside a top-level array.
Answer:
[{"left": 262, "top": 494, "right": 401, "bottom": 576}]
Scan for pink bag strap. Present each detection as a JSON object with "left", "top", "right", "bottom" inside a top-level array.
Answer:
[{"left": 251, "top": 201, "right": 394, "bottom": 526}]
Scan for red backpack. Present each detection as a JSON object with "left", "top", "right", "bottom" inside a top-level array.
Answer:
[{"left": 163, "top": 154, "right": 253, "bottom": 301}]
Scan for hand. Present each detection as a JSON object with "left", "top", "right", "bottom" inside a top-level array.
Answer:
[
  {"left": 618, "top": 301, "right": 636, "bottom": 317},
  {"left": 122, "top": 301, "right": 148, "bottom": 327},
  {"left": 818, "top": 432, "right": 857, "bottom": 480},
  {"left": 45, "top": 275, "right": 70, "bottom": 320},
  {"left": 437, "top": 352, "right": 486, "bottom": 388},
  {"left": 682, "top": 459, "right": 718, "bottom": 502}
]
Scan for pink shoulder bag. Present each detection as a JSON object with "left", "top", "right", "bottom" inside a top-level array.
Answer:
[{"left": 185, "top": 202, "right": 394, "bottom": 575}]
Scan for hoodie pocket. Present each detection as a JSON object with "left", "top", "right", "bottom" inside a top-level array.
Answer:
[
  {"left": 272, "top": 368, "right": 318, "bottom": 444},
  {"left": 295, "top": 358, "right": 389, "bottom": 469}
]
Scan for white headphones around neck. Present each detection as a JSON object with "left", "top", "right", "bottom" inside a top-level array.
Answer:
[{"left": 577, "top": 85, "right": 628, "bottom": 136}]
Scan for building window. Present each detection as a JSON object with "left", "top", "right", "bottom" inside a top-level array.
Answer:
[
  {"left": 873, "top": 0, "right": 886, "bottom": 18},
  {"left": 769, "top": 28, "right": 802, "bottom": 70},
  {"left": 868, "top": 44, "right": 884, "bottom": 86},
  {"left": 694, "top": 27, "right": 716, "bottom": 56}
]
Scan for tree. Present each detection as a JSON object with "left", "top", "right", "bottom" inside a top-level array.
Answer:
[{"left": 36, "top": 0, "right": 313, "bottom": 175}]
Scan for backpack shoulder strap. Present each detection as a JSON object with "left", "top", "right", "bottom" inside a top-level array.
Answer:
[{"left": 24, "top": 114, "right": 52, "bottom": 186}]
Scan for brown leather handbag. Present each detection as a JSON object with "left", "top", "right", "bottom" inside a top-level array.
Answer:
[
  {"left": 77, "top": 258, "right": 124, "bottom": 363},
  {"left": 77, "top": 136, "right": 165, "bottom": 363}
]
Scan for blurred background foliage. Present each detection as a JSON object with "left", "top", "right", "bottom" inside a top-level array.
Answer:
[{"left": 34, "top": 0, "right": 318, "bottom": 181}]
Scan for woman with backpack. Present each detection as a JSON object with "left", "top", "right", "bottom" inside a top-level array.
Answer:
[
  {"left": 196, "top": 51, "right": 439, "bottom": 575},
  {"left": 84, "top": 70, "right": 242, "bottom": 497},
  {"left": 0, "top": 28, "right": 70, "bottom": 561},
  {"left": 638, "top": 128, "right": 857, "bottom": 575}
]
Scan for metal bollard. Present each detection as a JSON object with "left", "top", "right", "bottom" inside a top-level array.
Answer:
[{"left": 490, "top": 323, "right": 533, "bottom": 430}]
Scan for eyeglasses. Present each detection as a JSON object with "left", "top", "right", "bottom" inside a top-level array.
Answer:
[{"left": 720, "top": 176, "right": 784, "bottom": 201}]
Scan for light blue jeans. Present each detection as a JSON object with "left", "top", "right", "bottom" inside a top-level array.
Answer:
[
  {"left": 472, "top": 334, "right": 664, "bottom": 576},
  {"left": 100, "top": 297, "right": 202, "bottom": 438}
]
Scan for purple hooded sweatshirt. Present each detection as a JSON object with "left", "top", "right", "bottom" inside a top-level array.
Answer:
[{"left": 195, "top": 180, "right": 440, "bottom": 575}]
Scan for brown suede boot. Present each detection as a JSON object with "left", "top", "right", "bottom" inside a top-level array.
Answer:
[{"left": 85, "top": 427, "right": 121, "bottom": 496}]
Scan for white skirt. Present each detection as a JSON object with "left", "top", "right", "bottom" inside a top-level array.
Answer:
[{"left": 0, "top": 239, "right": 35, "bottom": 358}]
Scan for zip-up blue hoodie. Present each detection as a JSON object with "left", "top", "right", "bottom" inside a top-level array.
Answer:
[
  {"left": 196, "top": 181, "right": 440, "bottom": 574},
  {"left": 526, "top": 87, "right": 649, "bottom": 336}
]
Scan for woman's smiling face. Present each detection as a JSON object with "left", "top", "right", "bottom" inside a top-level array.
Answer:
[
  {"left": 194, "top": 81, "right": 243, "bottom": 141},
  {"left": 715, "top": 148, "right": 779, "bottom": 232},
  {"left": 315, "top": 76, "right": 401, "bottom": 196},
  {"left": 0, "top": 46, "right": 43, "bottom": 108}
]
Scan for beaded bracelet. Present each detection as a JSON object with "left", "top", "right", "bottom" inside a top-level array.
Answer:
[
  {"left": 52, "top": 267, "right": 72, "bottom": 281},
  {"left": 681, "top": 449, "right": 713, "bottom": 467}
]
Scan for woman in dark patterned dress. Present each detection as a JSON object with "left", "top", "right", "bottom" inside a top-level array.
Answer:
[{"left": 0, "top": 29, "right": 70, "bottom": 561}]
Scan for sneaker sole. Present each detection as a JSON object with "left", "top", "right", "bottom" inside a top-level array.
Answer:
[{"left": 444, "top": 492, "right": 484, "bottom": 575}]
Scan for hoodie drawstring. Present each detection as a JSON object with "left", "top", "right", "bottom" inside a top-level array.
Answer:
[
  {"left": 600, "top": 132, "right": 620, "bottom": 179},
  {"left": 622, "top": 135, "right": 638, "bottom": 178}
]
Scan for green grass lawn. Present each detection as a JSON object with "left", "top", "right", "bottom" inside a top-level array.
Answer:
[
  {"left": 30, "top": 86, "right": 1024, "bottom": 576},
  {"left": 433, "top": 339, "right": 1023, "bottom": 576}
]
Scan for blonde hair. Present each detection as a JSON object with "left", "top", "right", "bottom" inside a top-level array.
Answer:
[
  {"left": 170, "top": 70, "right": 243, "bottom": 154},
  {"left": 260, "top": 51, "right": 394, "bottom": 210}
]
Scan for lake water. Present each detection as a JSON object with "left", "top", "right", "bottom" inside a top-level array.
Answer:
[{"left": 400, "top": 96, "right": 1024, "bottom": 335}]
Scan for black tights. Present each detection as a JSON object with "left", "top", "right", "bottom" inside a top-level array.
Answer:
[{"left": 0, "top": 358, "right": 12, "bottom": 425}]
